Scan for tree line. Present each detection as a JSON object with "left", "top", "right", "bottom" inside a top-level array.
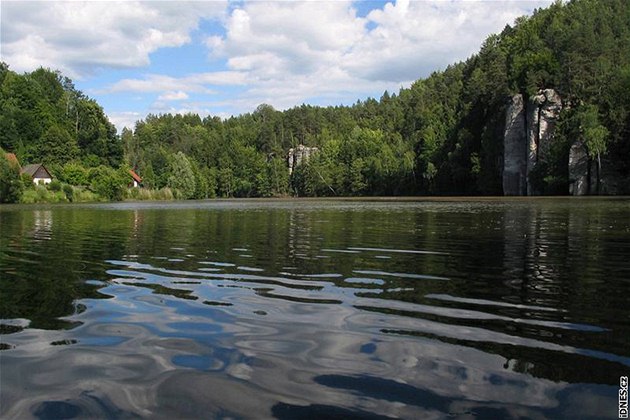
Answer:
[{"left": 2, "top": 0, "right": 629, "bottom": 203}]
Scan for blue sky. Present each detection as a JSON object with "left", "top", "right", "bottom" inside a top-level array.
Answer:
[{"left": 1, "top": 0, "right": 552, "bottom": 132}]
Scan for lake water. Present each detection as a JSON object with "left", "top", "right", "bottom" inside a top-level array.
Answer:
[{"left": 1, "top": 198, "right": 629, "bottom": 419}]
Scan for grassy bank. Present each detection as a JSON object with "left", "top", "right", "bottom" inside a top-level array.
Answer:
[
  {"left": 126, "top": 187, "right": 175, "bottom": 201},
  {"left": 18, "top": 182, "right": 178, "bottom": 204},
  {"left": 20, "top": 184, "right": 102, "bottom": 204}
]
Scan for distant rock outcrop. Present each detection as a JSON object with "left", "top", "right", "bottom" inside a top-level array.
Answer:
[
  {"left": 568, "top": 141, "right": 589, "bottom": 196},
  {"left": 503, "top": 89, "right": 563, "bottom": 196},
  {"left": 568, "top": 150, "right": 621, "bottom": 196},
  {"left": 288, "top": 145, "right": 318, "bottom": 174}
]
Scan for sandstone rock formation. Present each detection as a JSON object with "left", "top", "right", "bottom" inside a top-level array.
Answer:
[
  {"left": 526, "top": 89, "right": 562, "bottom": 195},
  {"left": 503, "top": 89, "right": 563, "bottom": 195},
  {"left": 568, "top": 141, "right": 589, "bottom": 196},
  {"left": 288, "top": 145, "right": 318, "bottom": 174},
  {"left": 503, "top": 94, "right": 527, "bottom": 196}
]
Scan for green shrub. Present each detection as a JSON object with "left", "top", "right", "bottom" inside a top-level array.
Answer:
[
  {"left": 124, "top": 187, "right": 175, "bottom": 201},
  {"left": 63, "top": 184, "right": 74, "bottom": 202},
  {"left": 156, "top": 187, "right": 174, "bottom": 200},
  {"left": 50, "top": 191, "right": 66, "bottom": 203},
  {"left": 138, "top": 189, "right": 153, "bottom": 200},
  {"left": 20, "top": 189, "right": 37, "bottom": 204},
  {"left": 21, "top": 173, "right": 34, "bottom": 188},
  {"left": 73, "top": 187, "right": 100, "bottom": 203},
  {"left": 36, "top": 185, "right": 48, "bottom": 201},
  {"left": 128, "top": 187, "right": 140, "bottom": 200},
  {"left": 20, "top": 185, "right": 69, "bottom": 203},
  {"left": 48, "top": 180, "right": 62, "bottom": 192}
]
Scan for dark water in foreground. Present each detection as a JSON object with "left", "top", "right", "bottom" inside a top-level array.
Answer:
[{"left": 1, "top": 198, "right": 629, "bottom": 419}]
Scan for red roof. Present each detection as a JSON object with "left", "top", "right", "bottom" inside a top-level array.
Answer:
[
  {"left": 4, "top": 153, "right": 20, "bottom": 168},
  {"left": 129, "top": 169, "right": 142, "bottom": 183}
]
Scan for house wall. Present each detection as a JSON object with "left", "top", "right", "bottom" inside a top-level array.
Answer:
[{"left": 34, "top": 177, "right": 52, "bottom": 185}]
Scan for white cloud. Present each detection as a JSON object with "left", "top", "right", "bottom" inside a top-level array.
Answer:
[
  {"left": 209, "top": 1, "right": 364, "bottom": 78},
  {"left": 343, "top": 0, "right": 552, "bottom": 82},
  {"left": 0, "top": 0, "right": 227, "bottom": 78},
  {"left": 105, "top": 74, "right": 197, "bottom": 93},
  {"left": 157, "top": 91, "right": 189, "bottom": 101},
  {"left": 102, "top": 70, "right": 247, "bottom": 95},
  {"left": 200, "top": 0, "right": 553, "bottom": 110},
  {"left": 108, "top": 111, "right": 143, "bottom": 131}
]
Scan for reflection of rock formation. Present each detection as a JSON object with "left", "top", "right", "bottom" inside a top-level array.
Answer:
[
  {"left": 503, "top": 89, "right": 562, "bottom": 196},
  {"left": 287, "top": 209, "right": 315, "bottom": 262},
  {"left": 501, "top": 206, "right": 529, "bottom": 289},
  {"left": 501, "top": 205, "right": 565, "bottom": 308},
  {"left": 288, "top": 145, "right": 318, "bottom": 175}
]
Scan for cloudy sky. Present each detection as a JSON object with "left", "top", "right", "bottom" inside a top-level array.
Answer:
[{"left": 1, "top": 0, "right": 552, "bottom": 131}]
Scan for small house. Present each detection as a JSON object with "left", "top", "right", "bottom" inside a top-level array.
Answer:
[
  {"left": 21, "top": 164, "right": 53, "bottom": 185},
  {"left": 129, "top": 169, "right": 142, "bottom": 188}
]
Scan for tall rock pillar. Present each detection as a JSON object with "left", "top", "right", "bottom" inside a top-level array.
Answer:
[
  {"left": 526, "top": 89, "right": 562, "bottom": 195},
  {"left": 568, "top": 141, "right": 589, "bottom": 195},
  {"left": 503, "top": 94, "right": 527, "bottom": 196}
]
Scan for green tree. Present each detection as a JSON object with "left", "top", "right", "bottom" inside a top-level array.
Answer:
[
  {"left": 578, "top": 105, "right": 609, "bottom": 193},
  {"left": 217, "top": 165, "right": 234, "bottom": 197},
  {"left": 267, "top": 156, "right": 290, "bottom": 196},
  {"left": 60, "top": 162, "right": 88, "bottom": 186},
  {"left": 0, "top": 153, "right": 24, "bottom": 203},
  {"left": 167, "top": 151, "right": 196, "bottom": 199},
  {"left": 38, "top": 125, "right": 79, "bottom": 165},
  {"left": 88, "top": 165, "right": 126, "bottom": 201}
]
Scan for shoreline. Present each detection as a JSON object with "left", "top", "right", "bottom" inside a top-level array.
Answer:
[{"left": 2, "top": 195, "right": 630, "bottom": 210}]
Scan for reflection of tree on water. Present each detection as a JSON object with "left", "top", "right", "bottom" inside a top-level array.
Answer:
[
  {"left": 0, "top": 209, "right": 127, "bottom": 330},
  {"left": 498, "top": 202, "right": 630, "bottom": 382}
]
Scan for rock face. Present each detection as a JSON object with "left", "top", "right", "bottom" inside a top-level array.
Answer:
[
  {"left": 568, "top": 141, "right": 589, "bottom": 196},
  {"left": 288, "top": 145, "right": 318, "bottom": 174},
  {"left": 503, "top": 89, "right": 563, "bottom": 195},
  {"left": 526, "top": 89, "right": 563, "bottom": 195},
  {"left": 503, "top": 94, "right": 527, "bottom": 196}
]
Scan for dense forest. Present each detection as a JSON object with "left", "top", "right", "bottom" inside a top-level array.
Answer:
[{"left": 1, "top": 0, "right": 629, "bottom": 203}]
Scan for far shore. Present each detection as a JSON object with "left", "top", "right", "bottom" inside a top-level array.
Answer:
[{"left": 2, "top": 195, "right": 630, "bottom": 209}]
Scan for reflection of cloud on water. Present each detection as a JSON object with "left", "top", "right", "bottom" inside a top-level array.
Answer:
[
  {"left": 229, "top": 315, "right": 561, "bottom": 416},
  {"left": 1, "top": 274, "right": 619, "bottom": 419},
  {"left": 220, "top": 300, "right": 614, "bottom": 418}
]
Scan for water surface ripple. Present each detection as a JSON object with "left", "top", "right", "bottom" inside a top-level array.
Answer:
[{"left": 1, "top": 198, "right": 629, "bottom": 418}]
